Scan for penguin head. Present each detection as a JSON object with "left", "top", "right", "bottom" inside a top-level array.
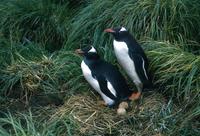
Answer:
[
  {"left": 104, "top": 27, "right": 128, "bottom": 41},
  {"left": 75, "top": 46, "right": 100, "bottom": 60}
]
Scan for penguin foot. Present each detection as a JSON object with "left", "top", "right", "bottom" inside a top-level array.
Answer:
[{"left": 129, "top": 92, "right": 141, "bottom": 100}]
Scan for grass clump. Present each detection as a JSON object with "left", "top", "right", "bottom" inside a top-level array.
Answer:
[
  {"left": 0, "top": 110, "right": 78, "bottom": 136},
  {"left": 0, "top": 0, "right": 79, "bottom": 51},
  {"left": 143, "top": 40, "right": 200, "bottom": 103},
  {"left": 0, "top": 38, "right": 46, "bottom": 68},
  {"left": 0, "top": 39, "right": 85, "bottom": 105},
  {"left": 66, "top": 0, "right": 200, "bottom": 52},
  {"left": 143, "top": 40, "right": 200, "bottom": 135}
]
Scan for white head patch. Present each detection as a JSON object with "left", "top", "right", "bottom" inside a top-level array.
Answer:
[
  {"left": 88, "top": 46, "right": 96, "bottom": 53},
  {"left": 120, "top": 27, "right": 127, "bottom": 32}
]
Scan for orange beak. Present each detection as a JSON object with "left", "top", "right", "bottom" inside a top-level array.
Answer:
[
  {"left": 75, "top": 49, "right": 84, "bottom": 55},
  {"left": 104, "top": 28, "right": 115, "bottom": 33}
]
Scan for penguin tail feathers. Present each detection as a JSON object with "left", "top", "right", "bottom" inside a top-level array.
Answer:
[
  {"left": 143, "top": 80, "right": 154, "bottom": 91},
  {"left": 117, "top": 101, "right": 129, "bottom": 115},
  {"left": 144, "top": 82, "right": 164, "bottom": 92}
]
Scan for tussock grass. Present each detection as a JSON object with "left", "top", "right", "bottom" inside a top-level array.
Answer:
[
  {"left": 143, "top": 40, "right": 200, "bottom": 102},
  {"left": 0, "top": 39, "right": 85, "bottom": 105},
  {"left": 143, "top": 40, "right": 200, "bottom": 135},
  {"left": 0, "top": 0, "right": 77, "bottom": 51},
  {"left": 0, "top": 111, "right": 40, "bottom": 136},
  {"left": 0, "top": 38, "right": 46, "bottom": 68},
  {"left": 66, "top": 0, "right": 200, "bottom": 51},
  {"left": 0, "top": 110, "right": 78, "bottom": 136}
]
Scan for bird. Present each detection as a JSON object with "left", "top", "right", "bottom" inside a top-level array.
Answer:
[
  {"left": 104, "top": 27, "right": 153, "bottom": 100},
  {"left": 75, "top": 46, "right": 135, "bottom": 114}
]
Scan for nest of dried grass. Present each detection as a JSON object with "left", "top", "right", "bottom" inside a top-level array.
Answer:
[{"left": 49, "top": 92, "right": 170, "bottom": 135}]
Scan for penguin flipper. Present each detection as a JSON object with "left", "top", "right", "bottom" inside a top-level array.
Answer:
[
  {"left": 129, "top": 53, "right": 152, "bottom": 87},
  {"left": 94, "top": 75, "right": 117, "bottom": 101}
]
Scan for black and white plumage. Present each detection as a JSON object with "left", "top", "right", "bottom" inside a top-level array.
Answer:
[
  {"left": 75, "top": 46, "right": 133, "bottom": 107},
  {"left": 104, "top": 27, "right": 153, "bottom": 94}
]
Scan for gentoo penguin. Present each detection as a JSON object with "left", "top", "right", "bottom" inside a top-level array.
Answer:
[
  {"left": 104, "top": 27, "right": 153, "bottom": 100},
  {"left": 75, "top": 46, "right": 135, "bottom": 114}
]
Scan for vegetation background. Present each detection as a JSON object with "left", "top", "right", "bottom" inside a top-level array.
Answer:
[{"left": 0, "top": 0, "right": 199, "bottom": 135}]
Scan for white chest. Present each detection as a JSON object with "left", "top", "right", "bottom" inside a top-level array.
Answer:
[
  {"left": 81, "top": 61, "right": 115, "bottom": 105},
  {"left": 113, "top": 40, "right": 141, "bottom": 84}
]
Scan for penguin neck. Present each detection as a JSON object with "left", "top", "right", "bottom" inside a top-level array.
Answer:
[
  {"left": 114, "top": 34, "right": 138, "bottom": 50},
  {"left": 83, "top": 54, "right": 101, "bottom": 67},
  {"left": 112, "top": 32, "right": 130, "bottom": 41},
  {"left": 85, "top": 53, "right": 100, "bottom": 60}
]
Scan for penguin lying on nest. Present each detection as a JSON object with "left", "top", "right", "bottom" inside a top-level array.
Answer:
[
  {"left": 75, "top": 46, "right": 138, "bottom": 115},
  {"left": 104, "top": 27, "right": 153, "bottom": 99}
]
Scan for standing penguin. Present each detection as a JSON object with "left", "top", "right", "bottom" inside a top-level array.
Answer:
[
  {"left": 75, "top": 46, "right": 134, "bottom": 114},
  {"left": 104, "top": 27, "right": 153, "bottom": 100}
]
